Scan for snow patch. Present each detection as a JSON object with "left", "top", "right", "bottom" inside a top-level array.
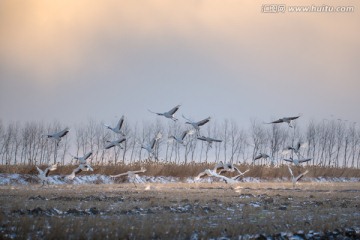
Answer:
[{"left": 0, "top": 174, "right": 359, "bottom": 186}]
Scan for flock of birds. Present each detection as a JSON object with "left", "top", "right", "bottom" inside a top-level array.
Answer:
[{"left": 37, "top": 105, "right": 310, "bottom": 186}]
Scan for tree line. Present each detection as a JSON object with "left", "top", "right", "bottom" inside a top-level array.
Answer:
[{"left": 0, "top": 118, "right": 359, "bottom": 168}]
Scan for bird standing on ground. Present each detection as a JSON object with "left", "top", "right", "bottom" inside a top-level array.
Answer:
[
  {"left": 148, "top": 105, "right": 181, "bottom": 121},
  {"left": 36, "top": 162, "right": 59, "bottom": 187},
  {"left": 103, "top": 115, "right": 125, "bottom": 135},
  {"left": 265, "top": 116, "right": 301, "bottom": 128}
]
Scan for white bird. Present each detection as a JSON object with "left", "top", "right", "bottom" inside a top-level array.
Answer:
[
  {"left": 197, "top": 136, "right": 222, "bottom": 147},
  {"left": 182, "top": 115, "right": 211, "bottom": 133},
  {"left": 104, "top": 138, "right": 126, "bottom": 150},
  {"left": 148, "top": 105, "right": 181, "bottom": 121},
  {"left": 213, "top": 161, "right": 235, "bottom": 173},
  {"left": 265, "top": 116, "right": 301, "bottom": 128},
  {"left": 67, "top": 163, "right": 94, "bottom": 180},
  {"left": 110, "top": 167, "right": 147, "bottom": 186},
  {"left": 141, "top": 133, "right": 162, "bottom": 156},
  {"left": 287, "top": 165, "right": 309, "bottom": 187},
  {"left": 169, "top": 130, "right": 194, "bottom": 145},
  {"left": 194, "top": 169, "right": 237, "bottom": 184},
  {"left": 283, "top": 157, "right": 312, "bottom": 166},
  {"left": 110, "top": 167, "right": 147, "bottom": 178},
  {"left": 253, "top": 153, "right": 270, "bottom": 161},
  {"left": 43, "top": 127, "right": 70, "bottom": 146},
  {"left": 254, "top": 153, "right": 277, "bottom": 165},
  {"left": 282, "top": 142, "right": 308, "bottom": 157},
  {"left": 36, "top": 162, "right": 59, "bottom": 187},
  {"left": 103, "top": 115, "right": 125, "bottom": 135},
  {"left": 232, "top": 169, "right": 250, "bottom": 180},
  {"left": 214, "top": 161, "right": 248, "bottom": 177},
  {"left": 71, "top": 152, "right": 92, "bottom": 165}
]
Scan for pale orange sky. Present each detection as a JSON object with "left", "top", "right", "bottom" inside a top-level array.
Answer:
[{"left": 0, "top": 0, "right": 359, "bottom": 125}]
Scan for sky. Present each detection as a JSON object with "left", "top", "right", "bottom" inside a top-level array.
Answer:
[{"left": 0, "top": 0, "right": 359, "bottom": 129}]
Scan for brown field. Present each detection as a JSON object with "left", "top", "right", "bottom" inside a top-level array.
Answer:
[{"left": 1, "top": 182, "right": 360, "bottom": 239}]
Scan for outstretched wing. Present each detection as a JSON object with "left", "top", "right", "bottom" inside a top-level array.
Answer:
[
  {"left": 48, "top": 162, "right": 58, "bottom": 171},
  {"left": 74, "top": 168, "right": 82, "bottom": 175},
  {"left": 148, "top": 109, "right": 161, "bottom": 115},
  {"left": 180, "top": 130, "right": 188, "bottom": 140},
  {"left": 167, "top": 105, "right": 180, "bottom": 115},
  {"left": 110, "top": 172, "right": 129, "bottom": 178},
  {"left": 58, "top": 128, "right": 70, "bottom": 138},
  {"left": 197, "top": 136, "right": 207, "bottom": 142},
  {"left": 36, "top": 166, "right": 43, "bottom": 175},
  {"left": 295, "top": 170, "right": 309, "bottom": 182},
  {"left": 105, "top": 142, "right": 115, "bottom": 149},
  {"left": 44, "top": 168, "right": 51, "bottom": 177},
  {"left": 194, "top": 171, "right": 208, "bottom": 180},
  {"left": 150, "top": 138, "right": 157, "bottom": 149},
  {"left": 84, "top": 152, "right": 93, "bottom": 160},
  {"left": 299, "top": 158, "right": 312, "bottom": 163},
  {"left": 267, "top": 119, "right": 283, "bottom": 124},
  {"left": 253, "top": 154, "right": 262, "bottom": 160},
  {"left": 197, "top": 117, "right": 211, "bottom": 127},
  {"left": 115, "top": 116, "right": 125, "bottom": 132},
  {"left": 283, "top": 158, "right": 293, "bottom": 163},
  {"left": 287, "top": 165, "right": 294, "bottom": 178},
  {"left": 209, "top": 137, "right": 222, "bottom": 143},
  {"left": 288, "top": 116, "right": 301, "bottom": 121}
]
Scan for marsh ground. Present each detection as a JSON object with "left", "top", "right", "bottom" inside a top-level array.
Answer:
[{"left": 1, "top": 182, "right": 360, "bottom": 239}]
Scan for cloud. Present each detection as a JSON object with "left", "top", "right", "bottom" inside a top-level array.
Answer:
[{"left": 0, "top": 0, "right": 359, "bottom": 124}]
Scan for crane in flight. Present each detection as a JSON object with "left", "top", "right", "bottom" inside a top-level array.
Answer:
[
  {"left": 182, "top": 115, "right": 211, "bottom": 134},
  {"left": 36, "top": 162, "right": 59, "bottom": 187},
  {"left": 103, "top": 115, "right": 125, "bottom": 135},
  {"left": 104, "top": 138, "right": 126, "bottom": 150},
  {"left": 253, "top": 153, "right": 270, "bottom": 161},
  {"left": 253, "top": 153, "right": 277, "bottom": 165},
  {"left": 282, "top": 141, "right": 308, "bottom": 158},
  {"left": 67, "top": 163, "right": 94, "bottom": 180},
  {"left": 287, "top": 165, "right": 309, "bottom": 188},
  {"left": 148, "top": 105, "right": 181, "bottom": 121},
  {"left": 265, "top": 115, "right": 301, "bottom": 128},
  {"left": 43, "top": 127, "right": 70, "bottom": 146},
  {"left": 168, "top": 129, "right": 194, "bottom": 145},
  {"left": 110, "top": 167, "right": 147, "bottom": 187},
  {"left": 197, "top": 135, "right": 222, "bottom": 147},
  {"left": 70, "top": 152, "right": 93, "bottom": 165},
  {"left": 141, "top": 132, "right": 162, "bottom": 158},
  {"left": 214, "top": 161, "right": 249, "bottom": 176},
  {"left": 283, "top": 157, "right": 312, "bottom": 166}
]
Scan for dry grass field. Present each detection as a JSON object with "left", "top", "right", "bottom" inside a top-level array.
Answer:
[
  {"left": 2, "top": 163, "right": 360, "bottom": 179},
  {"left": 1, "top": 181, "right": 360, "bottom": 239}
]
